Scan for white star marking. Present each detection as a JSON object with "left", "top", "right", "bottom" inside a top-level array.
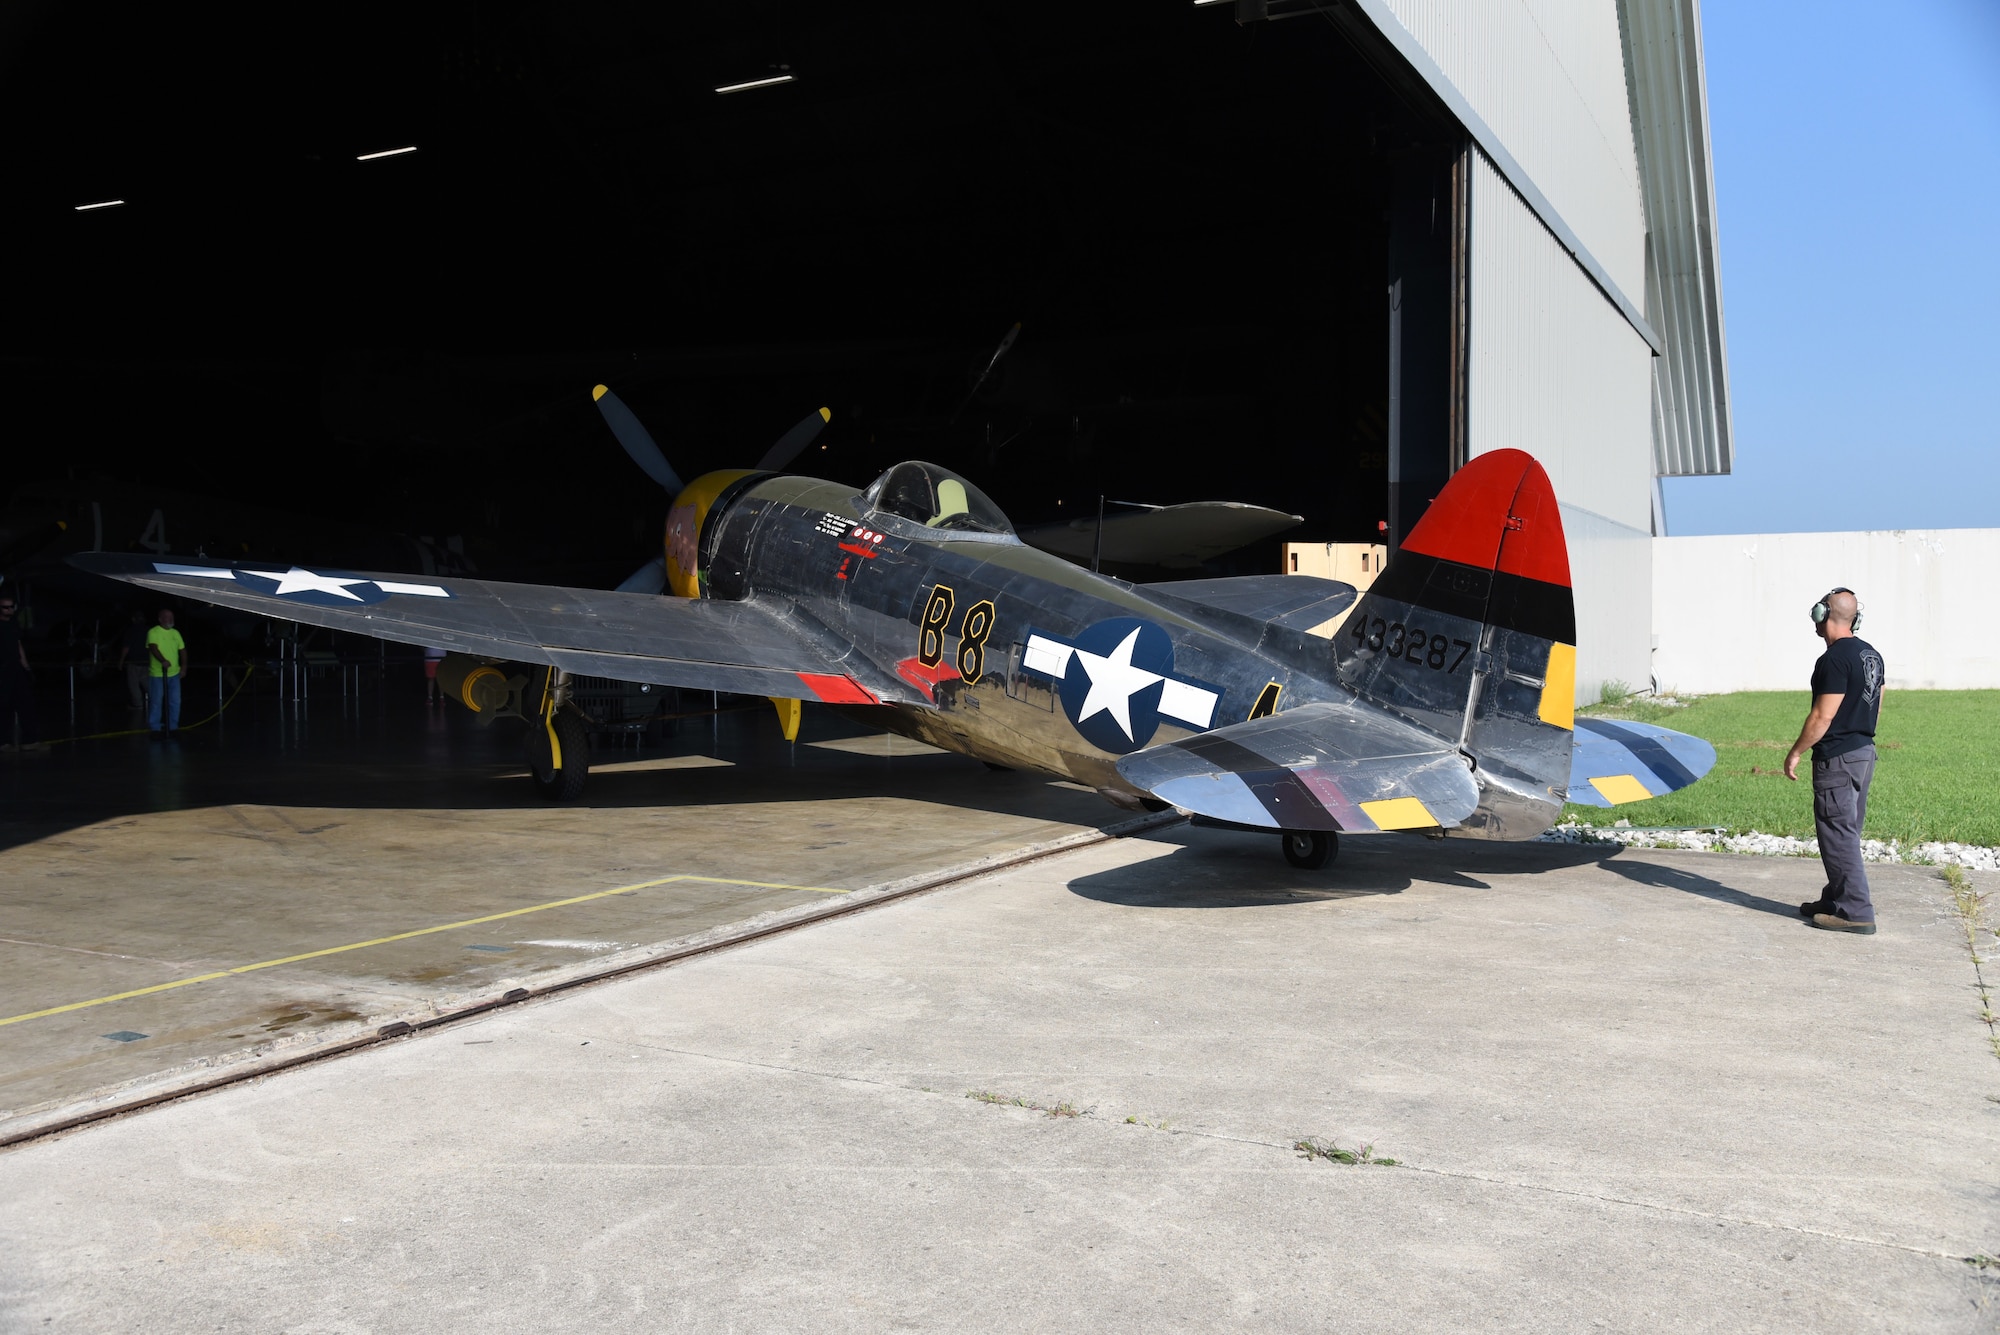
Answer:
[
  {"left": 1071, "top": 627, "right": 1164, "bottom": 741},
  {"left": 242, "top": 567, "right": 371, "bottom": 600}
]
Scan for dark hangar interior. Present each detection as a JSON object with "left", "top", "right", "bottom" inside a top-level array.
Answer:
[{"left": 5, "top": 1, "right": 1464, "bottom": 588}]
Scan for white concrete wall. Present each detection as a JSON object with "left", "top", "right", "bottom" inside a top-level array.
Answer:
[
  {"left": 1565, "top": 503, "right": 1654, "bottom": 700},
  {"left": 1468, "top": 151, "right": 1657, "bottom": 704},
  {"left": 1652, "top": 529, "right": 2000, "bottom": 693}
]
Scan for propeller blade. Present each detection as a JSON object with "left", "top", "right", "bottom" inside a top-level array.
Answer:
[
  {"left": 592, "top": 385, "right": 684, "bottom": 494},
  {"left": 756, "top": 407, "right": 832, "bottom": 473},
  {"left": 614, "top": 556, "right": 667, "bottom": 595},
  {"left": 950, "top": 321, "right": 1021, "bottom": 425}
]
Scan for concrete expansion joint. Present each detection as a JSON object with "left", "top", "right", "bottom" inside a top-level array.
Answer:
[
  {"left": 1940, "top": 865, "right": 2000, "bottom": 1064},
  {"left": 1395, "top": 1163, "right": 1984, "bottom": 1265},
  {"left": 433, "top": 1023, "right": 1992, "bottom": 1268}
]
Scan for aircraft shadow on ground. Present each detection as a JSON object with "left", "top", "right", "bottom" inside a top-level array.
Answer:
[
  {"left": 0, "top": 713, "right": 1123, "bottom": 854},
  {"left": 1066, "top": 829, "right": 1801, "bottom": 918},
  {"left": 1060, "top": 827, "right": 1451, "bottom": 908},
  {"left": 1594, "top": 855, "right": 1804, "bottom": 919}
]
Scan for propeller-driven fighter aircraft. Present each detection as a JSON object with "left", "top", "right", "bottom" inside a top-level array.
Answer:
[{"left": 73, "top": 388, "right": 1715, "bottom": 865}]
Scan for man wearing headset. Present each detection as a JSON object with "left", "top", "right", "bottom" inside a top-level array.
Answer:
[{"left": 1783, "top": 588, "right": 1884, "bottom": 934}]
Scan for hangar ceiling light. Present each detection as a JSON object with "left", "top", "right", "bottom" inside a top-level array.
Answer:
[
  {"left": 715, "top": 74, "right": 794, "bottom": 95},
  {"left": 74, "top": 199, "right": 124, "bottom": 211},
  {"left": 356, "top": 146, "right": 419, "bottom": 161}
]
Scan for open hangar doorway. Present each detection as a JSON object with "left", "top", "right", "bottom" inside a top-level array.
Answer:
[
  {"left": 3, "top": 2, "right": 1466, "bottom": 586},
  {"left": 573, "top": 3, "right": 1473, "bottom": 575}
]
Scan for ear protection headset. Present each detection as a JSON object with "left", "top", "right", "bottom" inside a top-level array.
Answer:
[{"left": 1810, "top": 587, "right": 1862, "bottom": 631}]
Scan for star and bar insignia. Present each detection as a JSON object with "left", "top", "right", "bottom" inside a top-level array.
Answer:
[{"left": 153, "top": 563, "right": 453, "bottom": 608}]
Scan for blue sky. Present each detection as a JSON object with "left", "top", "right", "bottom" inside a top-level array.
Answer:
[{"left": 1661, "top": 0, "right": 2000, "bottom": 534}]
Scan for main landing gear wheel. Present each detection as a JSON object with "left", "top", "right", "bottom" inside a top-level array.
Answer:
[
  {"left": 529, "top": 709, "right": 591, "bottom": 802},
  {"left": 1281, "top": 830, "right": 1336, "bottom": 870}
]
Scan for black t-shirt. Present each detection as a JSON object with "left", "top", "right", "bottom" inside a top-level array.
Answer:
[
  {"left": 0, "top": 617, "right": 20, "bottom": 672},
  {"left": 1809, "top": 635, "right": 1884, "bottom": 760},
  {"left": 122, "top": 623, "right": 150, "bottom": 660}
]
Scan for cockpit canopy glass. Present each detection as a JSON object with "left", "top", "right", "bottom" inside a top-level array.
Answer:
[{"left": 863, "top": 462, "right": 1015, "bottom": 536}]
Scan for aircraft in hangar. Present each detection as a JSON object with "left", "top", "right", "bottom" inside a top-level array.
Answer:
[{"left": 73, "top": 387, "right": 1714, "bottom": 867}]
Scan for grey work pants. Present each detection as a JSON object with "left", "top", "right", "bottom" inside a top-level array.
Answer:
[{"left": 1813, "top": 744, "right": 1876, "bottom": 922}]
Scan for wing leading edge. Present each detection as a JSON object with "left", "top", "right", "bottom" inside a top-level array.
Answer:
[{"left": 68, "top": 553, "right": 916, "bottom": 706}]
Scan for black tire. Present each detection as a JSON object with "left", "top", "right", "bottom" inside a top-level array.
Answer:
[
  {"left": 1281, "top": 829, "right": 1336, "bottom": 870},
  {"left": 982, "top": 760, "right": 1013, "bottom": 772},
  {"left": 530, "top": 709, "right": 590, "bottom": 802}
]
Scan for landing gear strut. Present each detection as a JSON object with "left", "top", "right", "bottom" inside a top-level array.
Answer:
[
  {"left": 1281, "top": 829, "right": 1336, "bottom": 870},
  {"left": 523, "top": 667, "right": 591, "bottom": 802},
  {"left": 528, "top": 708, "right": 591, "bottom": 802}
]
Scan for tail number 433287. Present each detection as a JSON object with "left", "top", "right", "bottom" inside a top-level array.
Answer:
[{"left": 1352, "top": 616, "right": 1471, "bottom": 673}]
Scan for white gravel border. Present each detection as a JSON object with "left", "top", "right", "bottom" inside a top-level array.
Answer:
[{"left": 1541, "top": 821, "right": 2000, "bottom": 872}]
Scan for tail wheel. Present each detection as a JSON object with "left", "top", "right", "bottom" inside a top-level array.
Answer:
[
  {"left": 1281, "top": 830, "right": 1336, "bottom": 870},
  {"left": 529, "top": 709, "right": 591, "bottom": 802}
]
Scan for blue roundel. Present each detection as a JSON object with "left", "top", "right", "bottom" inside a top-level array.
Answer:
[{"left": 1058, "top": 617, "right": 1178, "bottom": 754}]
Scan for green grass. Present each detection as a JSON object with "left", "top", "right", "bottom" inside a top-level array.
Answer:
[{"left": 1561, "top": 690, "right": 2000, "bottom": 846}]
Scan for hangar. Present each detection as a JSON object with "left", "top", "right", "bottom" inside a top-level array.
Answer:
[
  {"left": 0, "top": 0, "right": 1735, "bottom": 1137},
  {"left": 7, "top": 0, "right": 1729, "bottom": 701}
]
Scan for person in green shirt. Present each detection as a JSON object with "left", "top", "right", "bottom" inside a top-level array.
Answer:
[{"left": 145, "top": 608, "right": 187, "bottom": 736}]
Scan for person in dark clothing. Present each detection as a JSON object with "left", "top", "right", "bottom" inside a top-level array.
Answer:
[
  {"left": 0, "top": 592, "right": 44, "bottom": 751},
  {"left": 114, "top": 610, "right": 150, "bottom": 710},
  {"left": 1784, "top": 588, "right": 1884, "bottom": 934}
]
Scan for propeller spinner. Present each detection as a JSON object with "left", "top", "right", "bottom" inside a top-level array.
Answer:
[{"left": 594, "top": 384, "right": 833, "bottom": 600}]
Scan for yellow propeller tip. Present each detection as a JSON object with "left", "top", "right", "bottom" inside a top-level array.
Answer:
[
  {"left": 591, "top": 384, "right": 608, "bottom": 401},
  {"left": 818, "top": 407, "right": 831, "bottom": 422}
]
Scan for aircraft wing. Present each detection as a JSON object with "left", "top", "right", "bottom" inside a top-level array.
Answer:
[
  {"left": 1019, "top": 502, "right": 1302, "bottom": 569},
  {"left": 1566, "top": 717, "right": 1717, "bottom": 807},
  {"left": 1115, "top": 700, "right": 1481, "bottom": 833},
  {"left": 68, "top": 554, "right": 917, "bottom": 705}
]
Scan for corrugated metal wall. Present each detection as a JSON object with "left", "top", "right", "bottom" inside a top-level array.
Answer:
[
  {"left": 1385, "top": 0, "right": 1647, "bottom": 303},
  {"left": 1468, "top": 150, "right": 1657, "bottom": 700},
  {"left": 1621, "top": 0, "right": 1733, "bottom": 476}
]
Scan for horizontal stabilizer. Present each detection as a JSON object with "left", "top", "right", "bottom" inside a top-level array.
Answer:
[
  {"left": 1116, "top": 700, "right": 1480, "bottom": 833},
  {"left": 1567, "top": 718, "right": 1717, "bottom": 807},
  {"left": 1144, "top": 574, "right": 1355, "bottom": 634}
]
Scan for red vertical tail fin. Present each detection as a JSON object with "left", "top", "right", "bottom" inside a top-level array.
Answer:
[{"left": 1335, "top": 449, "right": 1576, "bottom": 836}]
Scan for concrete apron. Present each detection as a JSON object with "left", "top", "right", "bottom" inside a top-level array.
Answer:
[
  {"left": 1, "top": 830, "right": 1994, "bottom": 1332},
  {"left": 0, "top": 727, "right": 1153, "bottom": 1143}
]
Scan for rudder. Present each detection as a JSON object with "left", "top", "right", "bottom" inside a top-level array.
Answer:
[{"left": 1333, "top": 449, "right": 1576, "bottom": 837}]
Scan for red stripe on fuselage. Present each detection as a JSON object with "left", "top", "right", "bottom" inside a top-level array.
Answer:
[{"left": 796, "top": 672, "right": 879, "bottom": 704}]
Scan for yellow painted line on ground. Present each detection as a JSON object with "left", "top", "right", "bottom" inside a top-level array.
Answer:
[{"left": 0, "top": 873, "right": 849, "bottom": 1029}]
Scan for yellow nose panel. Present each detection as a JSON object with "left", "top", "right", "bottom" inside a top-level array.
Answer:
[
  {"left": 1588, "top": 773, "right": 1655, "bottom": 805},
  {"left": 1359, "top": 797, "right": 1439, "bottom": 830}
]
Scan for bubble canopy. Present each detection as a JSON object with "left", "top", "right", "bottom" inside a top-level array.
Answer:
[{"left": 861, "top": 461, "right": 1016, "bottom": 537}]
